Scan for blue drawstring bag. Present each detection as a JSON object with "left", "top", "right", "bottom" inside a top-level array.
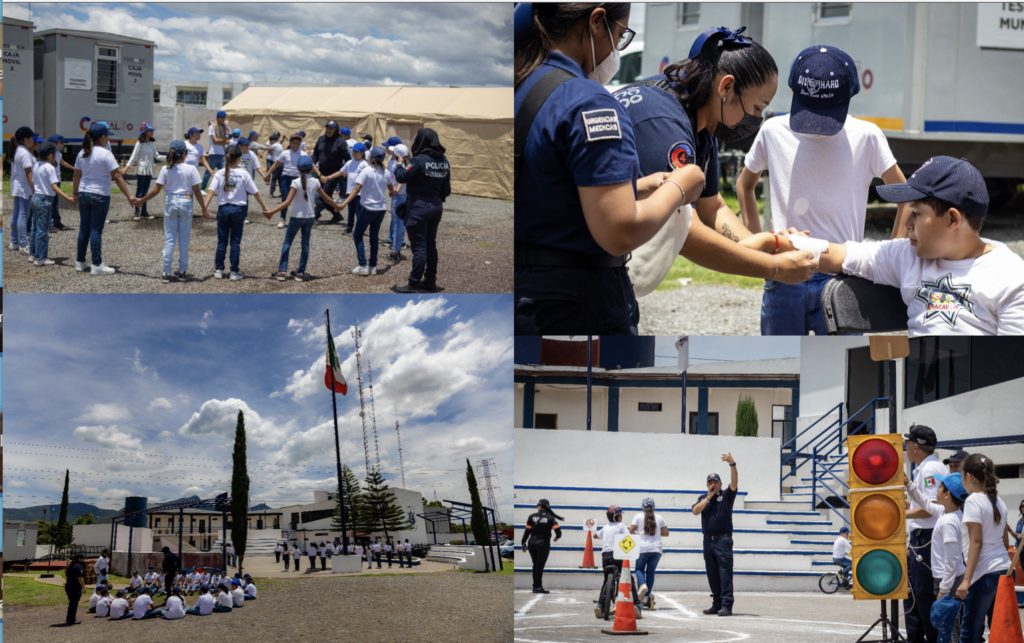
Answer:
[{"left": 931, "top": 592, "right": 962, "bottom": 643}]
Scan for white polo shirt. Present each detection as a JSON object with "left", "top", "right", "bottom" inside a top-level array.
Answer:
[{"left": 907, "top": 454, "right": 949, "bottom": 531}]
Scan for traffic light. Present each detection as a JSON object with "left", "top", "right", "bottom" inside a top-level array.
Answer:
[{"left": 847, "top": 433, "right": 908, "bottom": 601}]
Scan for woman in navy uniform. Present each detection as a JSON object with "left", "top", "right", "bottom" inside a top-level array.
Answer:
[
  {"left": 514, "top": 3, "right": 706, "bottom": 335},
  {"left": 615, "top": 26, "right": 818, "bottom": 290}
]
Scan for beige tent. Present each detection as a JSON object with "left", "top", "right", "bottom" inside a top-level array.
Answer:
[{"left": 222, "top": 86, "right": 512, "bottom": 201}]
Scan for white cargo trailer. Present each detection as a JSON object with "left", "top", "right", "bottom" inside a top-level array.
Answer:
[
  {"left": 32, "top": 27, "right": 156, "bottom": 157},
  {"left": 3, "top": 16, "right": 36, "bottom": 142},
  {"left": 641, "top": 2, "right": 1024, "bottom": 200}
]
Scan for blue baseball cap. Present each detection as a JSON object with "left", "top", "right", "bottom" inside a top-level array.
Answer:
[
  {"left": 297, "top": 156, "right": 314, "bottom": 172},
  {"left": 140, "top": 121, "right": 154, "bottom": 133},
  {"left": 237, "top": 137, "right": 251, "bottom": 147},
  {"left": 876, "top": 156, "right": 989, "bottom": 219},
  {"left": 217, "top": 111, "right": 227, "bottom": 118},
  {"left": 369, "top": 145, "right": 386, "bottom": 161},
  {"left": 934, "top": 472, "right": 969, "bottom": 501},
  {"left": 789, "top": 45, "right": 860, "bottom": 136},
  {"left": 48, "top": 134, "right": 65, "bottom": 143},
  {"left": 187, "top": 127, "right": 202, "bottom": 136},
  {"left": 384, "top": 136, "right": 402, "bottom": 147},
  {"left": 326, "top": 120, "right": 339, "bottom": 129},
  {"left": 839, "top": 526, "right": 850, "bottom": 534},
  {"left": 340, "top": 127, "right": 351, "bottom": 136},
  {"left": 299, "top": 130, "right": 306, "bottom": 137},
  {"left": 15, "top": 126, "right": 36, "bottom": 141},
  {"left": 232, "top": 128, "right": 242, "bottom": 137},
  {"left": 352, "top": 142, "right": 367, "bottom": 153},
  {"left": 33, "top": 135, "right": 46, "bottom": 143},
  {"left": 249, "top": 131, "right": 259, "bottom": 138},
  {"left": 231, "top": 579, "right": 240, "bottom": 586}
]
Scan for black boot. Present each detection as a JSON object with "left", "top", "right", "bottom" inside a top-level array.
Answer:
[
  {"left": 419, "top": 281, "right": 438, "bottom": 293},
  {"left": 393, "top": 280, "right": 423, "bottom": 294}
]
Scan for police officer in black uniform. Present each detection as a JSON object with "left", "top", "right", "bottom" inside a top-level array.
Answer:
[
  {"left": 521, "top": 499, "right": 564, "bottom": 594},
  {"left": 312, "top": 120, "right": 351, "bottom": 223},
  {"left": 63, "top": 553, "right": 87, "bottom": 625},
  {"left": 692, "top": 453, "right": 738, "bottom": 616},
  {"left": 393, "top": 128, "right": 452, "bottom": 293},
  {"left": 161, "top": 545, "right": 181, "bottom": 603}
]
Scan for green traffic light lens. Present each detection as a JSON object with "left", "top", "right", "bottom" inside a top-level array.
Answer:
[{"left": 856, "top": 549, "right": 903, "bottom": 596}]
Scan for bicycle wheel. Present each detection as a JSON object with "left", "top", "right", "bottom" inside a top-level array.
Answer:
[
  {"left": 601, "top": 572, "right": 619, "bottom": 620},
  {"left": 818, "top": 572, "right": 840, "bottom": 594}
]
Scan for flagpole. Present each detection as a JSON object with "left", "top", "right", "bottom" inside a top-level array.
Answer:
[{"left": 325, "top": 309, "right": 349, "bottom": 553}]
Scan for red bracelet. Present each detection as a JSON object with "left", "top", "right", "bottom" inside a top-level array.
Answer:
[{"left": 771, "top": 231, "right": 780, "bottom": 255}]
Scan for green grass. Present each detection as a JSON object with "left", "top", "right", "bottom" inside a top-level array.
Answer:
[
  {"left": 655, "top": 188, "right": 766, "bottom": 292},
  {"left": 5, "top": 576, "right": 70, "bottom": 607},
  {"left": 449, "top": 559, "right": 513, "bottom": 575}
]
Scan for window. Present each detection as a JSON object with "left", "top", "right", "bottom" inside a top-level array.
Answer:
[
  {"left": 155, "top": 518, "right": 161, "bottom": 528},
  {"left": 153, "top": 87, "right": 160, "bottom": 103},
  {"left": 223, "top": 88, "right": 233, "bottom": 102},
  {"left": 904, "top": 338, "right": 1024, "bottom": 409},
  {"left": 688, "top": 412, "right": 719, "bottom": 435},
  {"left": 638, "top": 402, "right": 663, "bottom": 412},
  {"left": 996, "top": 465, "right": 1022, "bottom": 480},
  {"left": 535, "top": 413, "right": 558, "bottom": 429},
  {"left": 17, "top": 529, "right": 26, "bottom": 547},
  {"left": 96, "top": 45, "right": 120, "bottom": 105},
  {"left": 176, "top": 89, "right": 208, "bottom": 106},
  {"left": 818, "top": 3, "right": 851, "bottom": 18},
  {"left": 772, "top": 405, "right": 793, "bottom": 442},
  {"left": 677, "top": 3, "right": 701, "bottom": 27},
  {"left": 608, "top": 51, "right": 643, "bottom": 86}
]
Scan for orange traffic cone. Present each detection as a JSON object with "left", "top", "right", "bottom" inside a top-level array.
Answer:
[
  {"left": 601, "top": 560, "right": 647, "bottom": 636},
  {"left": 989, "top": 575, "right": 1024, "bottom": 643},
  {"left": 581, "top": 530, "right": 597, "bottom": 568}
]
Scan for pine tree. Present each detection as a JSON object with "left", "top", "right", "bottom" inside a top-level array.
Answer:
[
  {"left": 231, "top": 410, "right": 250, "bottom": 575},
  {"left": 735, "top": 395, "right": 759, "bottom": 437},
  {"left": 54, "top": 470, "right": 74, "bottom": 550},
  {"left": 466, "top": 458, "right": 492, "bottom": 571},
  {"left": 361, "top": 467, "right": 410, "bottom": 543},
  {"left": 332, "top": 464, "right": 366, "bottom": 539}
]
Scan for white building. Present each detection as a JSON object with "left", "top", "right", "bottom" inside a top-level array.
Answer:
[
  {"left": 279, "top": 488, "right": 429, "bottom": 548},
  {"left": 4, "top": 521, "right": 40, "bottom": 561}
]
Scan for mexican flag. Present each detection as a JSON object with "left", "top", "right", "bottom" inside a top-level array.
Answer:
[{"left": 325, "top": 326, "right": 347, "bottom": 395}]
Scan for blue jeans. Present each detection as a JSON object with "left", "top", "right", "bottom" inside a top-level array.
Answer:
[
  {"left": 163, "top": 194, "right": 194, "bottom": 273},
  {"left": 389, "top": 193, "right": 407, "bottom": 247},
  {"left": 354, "top": 206, "right": 385, "bottom": 267},
  {"left": 139, "top": 608, "right": 165, "bottom": 619},
  {"left": 761, "top": 272, "right": 834, "bottom": 335},
  {"left": 833, "top": 557, "right": 852, "bottom": 581},
  {"left": 279, "top": 217, "right": 314, "bottom": 273},
  {"left": 12, "top": 195, "right": 31, "bottom": 247},
  {"left": 135, "top": 175, "right": 153, "bottom": 215},
  {"left": 211, "top": 604, "right": 232, "bottom": 613},
  {"left": 52, "top": 191, "right": 63, "bottom": 226},
  {"left": 960, "top": 571, "right": 1003, "bottom": 643},
  {"left": 202, "top": 154, "right": 225, "bottom": 191},
  {"left": 77, "top": 193, "right": 111, "bottom": 266},
  {"left": 244, "top": 594, "right": 256, "bottom": 600},
  {"left": 30, "top": 193, "right": 53, "bottom": 259},
  {"left": 346, "top": 194, "right": 360, "bottom": 230},
  {"left": 215, "top": 204, "right": 247, "bottom": 273},
  {"left": 279, "top": 175, "right": 296, "bottom": 220},
  {"left": 635, "top": 552, "right": 662, "bottom": 593},
  {"left": 184, "top": 606, "right": 208, "bottom": 615},
  {"left": 703, "top": 535, "right": 734, "bottom": 609}
]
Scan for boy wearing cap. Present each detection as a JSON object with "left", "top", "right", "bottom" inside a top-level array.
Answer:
[
  {"left": 944, "top": 449, "right": 970, "bottom": 474},
  {"left": 832, "top": 527, "right": 853, "bottom": 589},
  {"left": 737, "top": 45, "right": 909, "bottom": 335},
  {"left": 203, "top": 111, "right": 231, "bottom": 190},
  {"left": 47, "top": 134, "right": 75, "bottom": 231},
  {"left": 31, "top": 142, "right": 75, "bottom": 266},
  {"left": 905, "top": 472, "right": 969, "bottom": 602},
  {"left": 795, "top": 156, "right": 1024, "bottom": 335}
]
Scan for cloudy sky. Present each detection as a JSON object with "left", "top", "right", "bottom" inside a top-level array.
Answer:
[
  {"left": 3, "top": 2, "right": 511, "bottom": 87},
  {"left": 4, "top": 294, "right": 512, "bottom": 522}
]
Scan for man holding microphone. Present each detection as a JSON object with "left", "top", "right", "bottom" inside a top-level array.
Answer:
[{"left": 692, "top": 453, "right": 738, "bottom": 617}]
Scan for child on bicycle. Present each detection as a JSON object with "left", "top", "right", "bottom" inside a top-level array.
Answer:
[
  {"left": 832, "top": 527, "right": 853, "bottom": 589},
  {"left": 593, "top": 505, "right": 640, "bottom": 620}
]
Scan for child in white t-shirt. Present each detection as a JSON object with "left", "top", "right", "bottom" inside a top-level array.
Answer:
[
  {"left": 205, "top": 145, "right": 270, "bottom": 280},
  {"left": 737, "top": 45, "right": 907, "bottom": 336},
  {"left": 213, "top": 585, "right": 234, "bottom": 612},
  {"left": 592, "top": 505, "right": 639, "bottom": 618},
  {"left": 164, "top": 587, "right": 187, "bottom": 619},
  {"left": 185, "top": 585, "right": 215, "bottom": 616},
  {"left": 336, "top": 146, "right": 396, "bottom": 276},
  {"left": 31, "top": 143, "right": 75, "bottom": 265},
  {"left": 121, "top": 123, "right": 166, "bottom": 220},
  {"left": 323, "top": 143, "right": 367, "bottom": 234},
  {"left": 95, "top": 587, "right": 113, "bottom": 617},
  {"left": 264, "top": 155, "right": 339, "bottom": 281},
  {"left": 832, "top": 528, "right": 853, "bottom": 589},
  {"left": 906, "top": 472, "right": 968, "bottom": 603},
  {"left": 109, "top": 589, "right": 132, "bottom": 619},
  {"left": 775, "top": 156, "right": 1024, "bottom": 335}
]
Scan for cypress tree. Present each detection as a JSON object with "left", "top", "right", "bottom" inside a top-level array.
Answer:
[
  {"left": 736, "top": 395, "right": 759, "bottom": 437},
  {"left": 466, "top": 458, "right": 492, "bottom": 571},
  {"left": 231, "top": 410, "right": 250, "bottom": 574}
]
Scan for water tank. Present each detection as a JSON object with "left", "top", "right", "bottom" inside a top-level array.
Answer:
[
  {"left": 124, "top": 497, "right": 148, "bottom": 528},
  {"left": 514, "top": 336, "right": 541, "bottom": 365},
  {"left": 599, "top": 336, "right": 655, "bottom": 370}
]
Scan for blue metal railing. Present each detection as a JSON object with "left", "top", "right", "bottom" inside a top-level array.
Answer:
[
  {"left": 779, "top": 402, "right": 842, "bottom": 495},
  {"left": 783, "top": 398, "right": 889, "bottom": 525}
]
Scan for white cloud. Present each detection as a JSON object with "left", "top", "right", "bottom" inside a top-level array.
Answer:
[
  {"left": 200, "top": 310, "right": 214, "bottom": 334},
  {"left": 79, "top": 403, "right": 132, "bottom": 422},
  {"left": 178, "top": 398, "right": 293, "bottom": 446},
  {"left": 74, "top": 425, "right": 144, "bottom": 451},
  {"left": 158, "top": 430, "right": 175, "bottom": 440},
  {"left": 81, "top": 487, "right": 136, "bottom": 500},
  {"left": 181, "top": 486, "right": 205, "bottom": 497},
  {"left": 8, "top": 480, "right": 28, "bottom": 488},
  {"left": 128, "top": 348, "right": 158, "bottom": 378},
  {"left": 150, "top": 397, "right": 174, "bottom": 410}
]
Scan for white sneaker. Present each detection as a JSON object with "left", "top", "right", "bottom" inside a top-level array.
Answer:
[
  {"left": 8, "top": 242, "right": 17, "bottom": 250},
  {"left": 28, "top": 254, "right": 36, "bottom": 262},
  {"left": 244, "top": 219, "right": 251, "bottom": 224},
  {"left": 35, "top": 259, "right": 55, "bottom": 266},
  {"left": 75, "top": 261, "right": 88, "bottom": 272},
  {"left": 18, "top": 246, "right": 30, "bottom": 255},
  {"left": 637, "top": 583, "right": 649, "bottom": 601},
  {"left": 133, "top": 216, "right": 141, "bottom": 221},
  {"left": 277, "top": 221, "right": 285, "bottom": 229},
  {"left": 90, "top": 264, "right": 116, "bottom": 276},
  {"left": 213, "top": 269, "right": 224, "bottom": 279},
  {"left": 229, "top": 271, "right": 244, "bottom": 281},
  {"left": 368, "top": 267, "right": 377, "bottom": 276},
  {"left": 350, "top": 266, "right": 369, "bottom": 276}
]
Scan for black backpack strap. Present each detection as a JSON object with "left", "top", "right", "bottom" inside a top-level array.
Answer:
[{"left": 515, "top": 68, "right": 574, "bottom": 181}]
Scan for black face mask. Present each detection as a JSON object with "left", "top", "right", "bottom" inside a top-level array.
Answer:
[{"left": 714, "top": 91, "right": 763, "bottom": 143}]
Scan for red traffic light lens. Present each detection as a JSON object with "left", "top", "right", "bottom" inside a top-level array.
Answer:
[{"left": 852, "top": 439, "right": 899, "bottom": 485}]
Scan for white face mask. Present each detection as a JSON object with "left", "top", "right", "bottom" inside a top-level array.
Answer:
[{"left": 588, "top": 18, "right": 620, "bottom": 86}]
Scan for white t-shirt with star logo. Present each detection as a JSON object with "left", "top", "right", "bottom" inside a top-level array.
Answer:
[{"left": 841, "top": 238, "right": 1024, "bottom": 335}]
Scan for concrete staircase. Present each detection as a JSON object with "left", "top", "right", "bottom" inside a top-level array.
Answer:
[
  {"left": 514, "top": 480, "right": 848, "bottom": 591},
  {"left": 212, "top": 535, "right": 283, "bottom": 555}
]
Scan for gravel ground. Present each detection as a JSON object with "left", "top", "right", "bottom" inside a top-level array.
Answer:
[
  {"left": 2, "top": 179, "right": 512, "bottom": 294},
  {"left": 636, "top": 219, "right": 1024, "bottom": 336},
  {"left": 7, "top": 572, "right": 512, "bottom": 643}
]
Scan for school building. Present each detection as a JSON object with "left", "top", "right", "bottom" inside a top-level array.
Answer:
[{"left": 279, "top": 488, "right": 430, "bottom": 548}]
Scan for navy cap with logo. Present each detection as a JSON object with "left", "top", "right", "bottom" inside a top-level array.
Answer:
[
  {"left": 876, "top": 156, "right": 989, "bottom": 219},
  {"left": 707, "top": 473, "right": 722, "bottom": 483},
  {"left": 788, "top": 45, "right": 860, "bottom": 136},
  {"left": 943, "top": 449, "right": 970, "bottom": 465},
  {"left": 903, "top": 425, "right": 937, "bottom": 448}
]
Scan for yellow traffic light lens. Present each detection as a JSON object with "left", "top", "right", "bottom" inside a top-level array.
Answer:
[
  {"left": 852, "top": 439, "right": 899, "bottom": 484},
  {"left": 854, "top": 494, "right": 901, "bottom": 540}
]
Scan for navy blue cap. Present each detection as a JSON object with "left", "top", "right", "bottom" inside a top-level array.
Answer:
[
  {"left": 299, "top": 130, "right": 306, "bottom": 137},
  {"left": 384, "top": 136, "right": 402, "bottom": 147},
  {"left": 327, "top": 120, "right": 339, "bottom": 129},
  {"left": 237, "top": 137, "right": 251, "bottom": 146},
  {"left": 48, "top": 134, "right": 65, "bottom": 143},
  {"left": 38, "top": 142, "right": 57, "bottom": 158},
  {"left": 877, "top": 157, "right": 989, "bottom": 219},
  {"left": 217, "top": 110, "right": 227, "bottom": 118},
  {"left": 707, "top": 473, "right": 722, "bottom": 483},
  {"left": 297, "top": 156, "right": 314, "bottom": 172},
  {"left": 369, "top": 145, "right": 386, "bottom": 161},
  {"left": 789, "top": 45, "right": 860, "bottom": 136},
  {"left": 249, "top": 131, "right": 259, "bottom": 138},
  {"left": 15, "top": 126, "right": 35, "bottom": 141},
  {"left": 840, "top": 526, "right": 850, "bottom": 534}
]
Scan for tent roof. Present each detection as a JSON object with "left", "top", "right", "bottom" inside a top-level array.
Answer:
[{"left": 223, "top": 86, "right": 511, "bottom": 123}]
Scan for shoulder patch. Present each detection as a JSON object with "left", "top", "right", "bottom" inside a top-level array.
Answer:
[
  {"left": 581, "top": 108, "right": 622, "bottom": 142},
  {"left": 924, "top": 476, "right": 936, "bottom": 488},
  {"left": 668, "top": 141, "right": 695, "bottom": 169}
]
